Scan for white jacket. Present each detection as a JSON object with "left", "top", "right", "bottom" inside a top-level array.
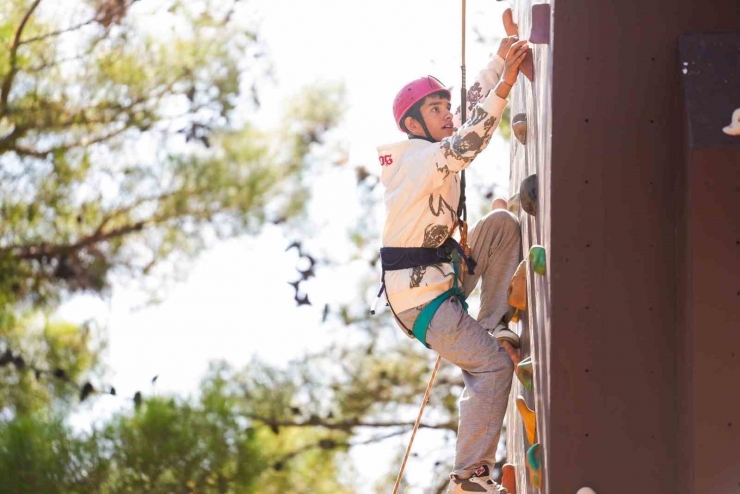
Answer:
[{"left": 378, "top": 55, "right": 507, "bottom": 314}]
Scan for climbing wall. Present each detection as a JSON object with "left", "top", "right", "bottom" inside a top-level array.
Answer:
[
  {"left": 504, "top": 1, "right": 740, "bottom": 493},
  {"left": 504, "top": 1, "right": 551, "bottom": 493}
]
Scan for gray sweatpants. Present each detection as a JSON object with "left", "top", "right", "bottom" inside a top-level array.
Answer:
[{"left": 396, "top": 209, "right": 521, "bottom": 479}]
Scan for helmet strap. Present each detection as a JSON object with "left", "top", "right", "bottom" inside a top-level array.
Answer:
[{"left": 405, "top": 115, "right": 437, "bottom": 143}]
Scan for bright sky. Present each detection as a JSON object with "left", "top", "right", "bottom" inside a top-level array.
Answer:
[{"left": 57, "top": 1, "right": 512, "bottom": 491}]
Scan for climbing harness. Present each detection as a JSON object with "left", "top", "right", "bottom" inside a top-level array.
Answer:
[
  {"left": 389, "top": 3, "right": 473, "bottom": 493},
  {"left": 374, "top": 237, "right": 475, "bottom": 346}
]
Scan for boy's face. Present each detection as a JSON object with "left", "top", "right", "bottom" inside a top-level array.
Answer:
[{"left": 405, "top": 95, "right": 454, "bottom": 142}]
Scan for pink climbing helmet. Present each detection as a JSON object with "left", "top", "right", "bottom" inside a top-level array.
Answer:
[{"left": 393, "top": 76, "right": 451, "bottom": 131}]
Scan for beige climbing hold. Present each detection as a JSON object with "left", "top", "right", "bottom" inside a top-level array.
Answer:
[
  {"left": 516, "top": 395, "right": 537, "bottom": 445},
  {"left": 507, "top": 194, "right": 520, "bottom": 216},
  {"left": 723, "top": 108, "right": 740, "bottom": 136},
  {"left": 576, "top": 489, "right": 596, "bottom": 494},
  {"left": 512, "top": 113, "right": 527, "bottom": 145}
]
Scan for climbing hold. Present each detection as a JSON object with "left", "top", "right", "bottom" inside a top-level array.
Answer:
[
  {"left": 576, "top": 489, "right": 596, "bottom": 494},
  {"left": 516, "top": 356, "right": 533, "bottom": 391},
  {"left": 519, "top": 174, "right": 537, "bottom": 216},
  {"left": 521, "top": 51, "right": 535, "bottom": 82},
  {"left": 526, "top": 443, "right": 542, "bottom": 488},
  {"left": 502, "top": 8, "right": 518, "bottom": 37},
  {"left": 723, "top": 108, "right": 740, "bottom": 136},
  {"left": 512, "top": 113, "right": 527, "bottom": 145},
  {"left": 529, "top": 245, "right": 546, "bottom": 276},
  {"left": 507, "top": 194, "right": 520, "bottom": 216},
  {"left": 507, "top": 260, "right": 527, "bottom": 323},
  {"left": 530, "top": 4, "right": 551, "bottom": 44},
  {"left": 516, "top": 395, "right": 537, "bottom": 445},
  {"left": 501, "top": 463, "right": 517, "bottom": 494}
]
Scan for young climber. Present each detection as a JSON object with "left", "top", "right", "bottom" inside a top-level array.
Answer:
[{"left": 377, "top": 36, "right": 529, "bottom": 493}]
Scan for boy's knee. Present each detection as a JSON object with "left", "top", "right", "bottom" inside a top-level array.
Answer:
[{"left": 485, "top": 209, "right": 520, "bottom": 234}]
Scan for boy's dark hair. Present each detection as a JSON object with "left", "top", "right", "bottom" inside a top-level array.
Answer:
[{"left": 400, "top": 90, "right": 451, "bottom": 133}]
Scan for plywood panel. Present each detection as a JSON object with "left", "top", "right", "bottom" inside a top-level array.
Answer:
[
  {"left": 505, "top": 1, "right": 552, "bottom": 493},
  {"left": 508, "top": 0, "right": 740, "bottom": 493}
]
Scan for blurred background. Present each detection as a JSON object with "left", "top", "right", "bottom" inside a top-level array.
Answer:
[{"left": 0, "top": 0, "right": 512, "bottom": 492}]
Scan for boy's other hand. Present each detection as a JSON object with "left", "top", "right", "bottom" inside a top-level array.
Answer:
[
  {"left": 503, "top": 39, "right": 530, "bottom": 86},
  {"left": 497, "top": 36, "right": 519, "bottom": 60}
]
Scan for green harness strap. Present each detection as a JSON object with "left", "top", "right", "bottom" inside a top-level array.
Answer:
[{"left": 411, "top": 254, "right": 469, "bottom": 349}]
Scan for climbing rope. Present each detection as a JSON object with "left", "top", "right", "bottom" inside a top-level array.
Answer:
[{"left": 391, "top": 354, "right": 442, "bottom": 494}]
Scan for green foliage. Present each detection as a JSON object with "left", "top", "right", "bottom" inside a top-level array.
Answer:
[
  {"left": 101, "top": 396, "right": 265, "bottom": 493},
  {"left": 0, "top": 365, "right": 356, "bottom": 494},
  {"left": 0, "top": 316, "right": 102, "bottom": 415},
  {"left": 0, "top": 2, "right": 352, "bottom": 489},
  {"left": 499, "top": 105, "right": 511, "bottom": 141},
  {"left": 0, "top": 0, "right": 341, "bottom": 312},
  {"left": 0, "top": 414, "right": 107, "bottom": 494}
]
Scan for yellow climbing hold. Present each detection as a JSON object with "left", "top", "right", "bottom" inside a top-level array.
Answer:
[{"left": 516, "top": 394, "right": 537, "bottom": 445}]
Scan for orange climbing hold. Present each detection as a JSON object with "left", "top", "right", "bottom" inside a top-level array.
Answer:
[
  {"left": 501, "top": 463, "right": 517, "bottom": 494},
  {"left": 516, "top": 395, "right": 537, "bottom": 445},
  {"left": 507, "top": 260, "right": 527, "bottom": 322}
]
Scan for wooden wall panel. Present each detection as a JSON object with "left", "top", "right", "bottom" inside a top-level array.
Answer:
[
  {"left": 505, "top": 1, "right": 552, "bottom": 493},
  {"left": 506, "top": 1, "right": 740, "bottom": 493}
]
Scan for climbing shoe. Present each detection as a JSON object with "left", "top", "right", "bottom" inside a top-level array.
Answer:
[
  {"left": 490, "top": 322, "right": 520, "bottom": 348},
  {"left": 447, "top": 465, "right": 508, "bottom": 493}
]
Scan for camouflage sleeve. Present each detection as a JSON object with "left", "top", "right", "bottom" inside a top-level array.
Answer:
[
  {"left": 452, "top": 55, "right": 505, "bottom": 129},
  {"left": 436, "top": 90, "right": 508, "bottom": 173}
]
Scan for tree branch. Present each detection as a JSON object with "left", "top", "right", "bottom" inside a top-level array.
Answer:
[
  {"left": 9, "top": 124, "right": 130, "bottom": 158},
  {"left": 1, "top": 0, "right": 43, "bottom": 116},
  {"left": 7, "top": 220, "right": 146, "bottom": 261},
  {"left": 245, "top": 413, "right": 457, "bottom": 432},
  {"left": 17, "top": 0, "right": 138, "bottom": 47}
]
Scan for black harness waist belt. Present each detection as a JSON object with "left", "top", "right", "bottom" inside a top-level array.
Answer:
[
  {"left": 371, "top": 236, "right": 476, "bottom": 323},
  {"left": 380, "top": 237, "right": 476, "bottom": 274}
]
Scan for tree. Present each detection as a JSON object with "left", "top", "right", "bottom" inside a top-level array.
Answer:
[
  {"left": 0, "top": 362, "right": 355, "bottom": 493},
  {"left": 0, "top": 0, "right": 344, "bottom": 415},
  {"left": 0, "top": 0, "right": 342, "bottom": 311}
]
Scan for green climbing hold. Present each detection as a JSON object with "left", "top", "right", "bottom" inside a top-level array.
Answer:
[
  {"left": 519, "top": 173, "right": 537, "bottom": 216},
  {"left": 516, "top": 356, "right": 533, "bottom": 391},
  {"left": 526, "top": 443, "right": 543, "bottom": 488},
  {"left": 529, "top": 245, "right": 546, "bottom": 276}
]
